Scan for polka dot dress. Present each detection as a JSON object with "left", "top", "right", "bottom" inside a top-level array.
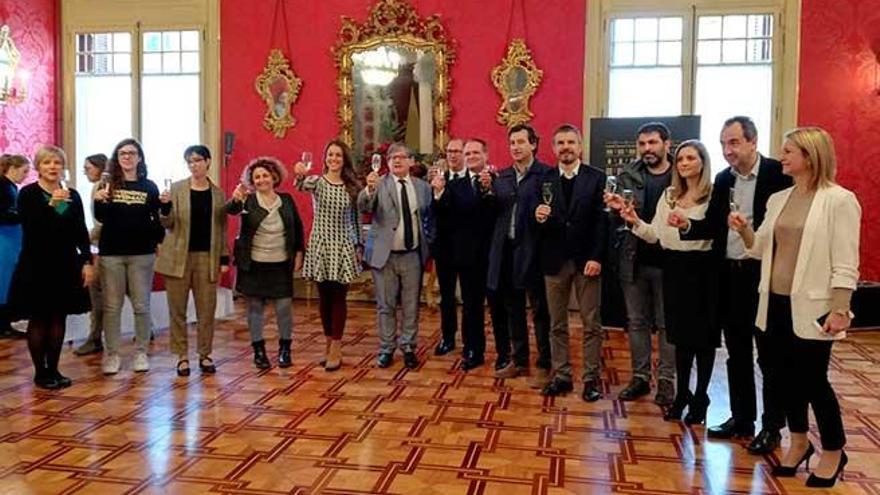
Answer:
[{"left": 301, "top": 176, "right": 362, "bottom": 284}]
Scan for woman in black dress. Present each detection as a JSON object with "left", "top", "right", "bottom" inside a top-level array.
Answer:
[{"left": 9, "top": 145, "right": 95, "bottom": 389}]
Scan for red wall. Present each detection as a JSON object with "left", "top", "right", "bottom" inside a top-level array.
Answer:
[
  {"left": 798, "top": 0, "right": 880, "bottom": 281},
  {"left": 0, "top": 0, "right": 58, "bottom": 155},
  {"left": 220, "top": 0, "right": 585, "bottom": 237}
]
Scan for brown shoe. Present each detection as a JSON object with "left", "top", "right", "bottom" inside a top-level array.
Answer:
[
  {"left": 325, "top": 339, "right": 342, "bottom": 371},
  {"left": 529, "top": 368, "right": 551, "bottom": 389},
  {"left": 495, "top": 361, "right": 518, "bottom": 378}
]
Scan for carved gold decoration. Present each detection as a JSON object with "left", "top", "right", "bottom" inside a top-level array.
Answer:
[
  {"left": 491, "top": 39, "right": 543, "bottom": 128},
  {"left": 255, "top": 49, "right": 303, "bottom": 139},
  {"left": 0, "top": 25, "right": 26, "bottom": 105},
  {"left": 333, "top": 0, "right": 455, "bottom": 153}
]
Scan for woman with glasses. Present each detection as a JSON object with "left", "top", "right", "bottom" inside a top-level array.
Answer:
[
  {"left": 155, "top": 145, "right": 229, "bottom": 377},
  {"left": 93, "top": 138, "right": 164, "bottom": 375}
]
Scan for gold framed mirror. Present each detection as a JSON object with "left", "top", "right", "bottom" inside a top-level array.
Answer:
[
  {"left": 334, "top": 0, "right": 455, "bottom": 162},
  {"left": 255, "top": 49, "right": 303, "bottom": 139},
  {"left": 491, "top": 39, "right": 543, "bottom": 128}
]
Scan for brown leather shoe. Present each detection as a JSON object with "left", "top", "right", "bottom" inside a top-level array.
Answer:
[{"left": 529, "top": 368, "right": 551, "bottom": 389}]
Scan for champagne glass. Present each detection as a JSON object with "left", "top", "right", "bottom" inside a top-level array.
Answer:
[
  {"left": 163, "top": 178, "right": 173, "bottom": 192},
  {"left": 604, "top": 175, "right": 618, "bottom": 212},
  {"left": 665, "top": 186, "right": 677, "bottom": 209},
  {"left": 729, "top": 187, "right": 739, "bottom": 213},
  {"left": 60, "top": 169, "right": 72, "bottom": 202},
  {"left": 542, "top": 182, "right": 554, "bottom": 206},
  {"left": 238, "top": 167, "right": 253, "bottom": 214},
  {"left": 371, "top": 153, "right": 382, "bottom": 173},
  {"left": 99, "top": 171, "right": 111, "bottom": 194},
  {"left": 483, "top": 164, "right": 496, "bottom": 195},
  {"left": 621, "top": 188, "right": 635, "bottom": 231},
  {"left": 302, "top": 151, "right": 313, "bottom": 172}
]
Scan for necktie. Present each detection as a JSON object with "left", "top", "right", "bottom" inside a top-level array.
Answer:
[{"left": 399, "top": 179, "right": 414, "bottom": 250}]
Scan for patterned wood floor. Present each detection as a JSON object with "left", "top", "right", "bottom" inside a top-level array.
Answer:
[{"left": 1, "top": 300, "right": 879, "bottom": 495}]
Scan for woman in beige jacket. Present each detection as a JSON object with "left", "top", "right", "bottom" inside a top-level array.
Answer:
[
  {"left": 730, "top": 127, "right": 860, "bottom": 488},
  {"left": 156, "top": 145, "right": 229, "bottom": 377}
]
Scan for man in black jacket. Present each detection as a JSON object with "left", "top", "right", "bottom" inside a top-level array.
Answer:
[
  {"left": 483, "top": 124, "right": 552, "bottom": 387},
  {"left": 534, "top": 124, "right": 607, "bottom": 401},
  {"left": 672, "top": 116, "right": 793, "bottom": 454}
]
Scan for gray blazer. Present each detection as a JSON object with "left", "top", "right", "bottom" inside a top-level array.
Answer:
[{"left": 357, "top": 174, "right": 434, "bottom": 270}]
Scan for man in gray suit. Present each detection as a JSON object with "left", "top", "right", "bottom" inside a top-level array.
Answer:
[{"left": 358, "top": 142, "right": 434, "bottom": 369}]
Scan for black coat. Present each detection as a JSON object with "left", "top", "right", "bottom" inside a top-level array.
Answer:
[
  {"left": 430, "top": 170, "right": 495, "bottom": 267},
  {"left": 226, "top": 192, "right": 305, "bottom": 271},
  {"left": 535, "top": 164, "right": 608, "bottom": 276}
]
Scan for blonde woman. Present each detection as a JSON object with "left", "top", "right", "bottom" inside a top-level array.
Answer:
[
  {"left": 729, "top": 127, "right": 860, "bottom": 488},
  {"left": 614, "top": 140, "right": 719, "bottom": 425}
]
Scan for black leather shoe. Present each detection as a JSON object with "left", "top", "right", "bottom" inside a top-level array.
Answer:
[
  {"left": 684, "top": 394, "right": 710, "bottom": 425},
  {"left": 618, "top": 377, "right": 650, "bottom": 401},
  {"left": 541, "top": 377, "right": 574, "bottom": 396},
  {"left": 582, "top": 380, "right": 602, "bottom": 402},
  {"left": 460, "top": 352, "right": 484, "bottom": 371},
  {"left": 747, "top": 429, "right": 781, "bottom": 455},
  {"left": 376, "top": 352, "right": 393, "bottom": 368},
  {"left": 654, "top": 379, "right": 675, "bottom": 406},
  {"left": 52, "top": 372, "right": 72, "bottom": 389},
  {"left": 663, "top": 391, "right": 692, "bottom": 421},
  {"left": 34, "top": 374, "right": 61, "bottom": 390},
  {"left": 494, "top": 356, "right": 510, "bottom": 370},
  {"left": 434, "top": 340, "right": 455, "bottom": 356},
  {"left": 772, "top": 442, "right": 814, "bottom": 477},
  {"left": 707, "top": 418, "right": 754, "bottom": 439},
  {"left": 403, "top": 351, "right": 419, "bottom": 369}
]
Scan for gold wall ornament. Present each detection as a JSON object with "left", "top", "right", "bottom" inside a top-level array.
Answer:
[
  {"left": 491, "top": 39, "right": 543, "bottom": 128},
  {"left": 255, "top": 49, "right": 303, "bottom": 139},
  {"left": 0, "top": 25, "right": 26, "bottom": 105},
  {"left": 333, "top": 0, "right": 455, "bottom": 157}
]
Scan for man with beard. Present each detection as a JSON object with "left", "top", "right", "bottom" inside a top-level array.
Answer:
[
  {"left": 430, "top": 138, "right": 495, "bottom": 370},
  {"left": 482, "top": 124, "right": 552, "bottom": 388},
  {"left": 671, "top": 116, "right": 792, "bottom": 453},
  {"left": 533, "top": 125, "right": 607, "bottom": 401},
  {"left": 609, "top": 122, "right": 676, "bottom": 406}
]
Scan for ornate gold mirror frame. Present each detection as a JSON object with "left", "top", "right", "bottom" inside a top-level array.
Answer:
[
  {"left": 333, "top": 0, "right": 455, "bottom": 154},
  {"left": 0, "top": 25, "right": 25, "bottom": 105},
  {"left": 254, "top": 49, "right": 303, "bottom": 139},
  {"left": 491, "top": 39, "right": 543, "bottom": 128}
]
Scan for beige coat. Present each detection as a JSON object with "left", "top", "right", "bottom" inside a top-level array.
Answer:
[{"left": 155, "top": 179, "right": 228, "bottom": 282}]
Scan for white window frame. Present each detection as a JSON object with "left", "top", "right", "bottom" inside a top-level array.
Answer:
[{"left": 584, "top": 0, "right": 801, "bottom": 159}]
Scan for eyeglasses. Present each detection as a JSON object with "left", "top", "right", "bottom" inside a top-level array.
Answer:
[
  {"left": 187, "top": 156, "right": 206, "bottom": 165},
  {"left": 389, "top": 153, "right": 410, "bottom": 161},
  {"left": 119, "top": 150, "right": 139, "bottom": 158}
]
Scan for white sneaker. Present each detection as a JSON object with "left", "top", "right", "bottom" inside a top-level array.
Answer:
[
  {"left": 133, "top": 352, "right": 150, "bottom": 372},
  {"left": 102, "top": 354, "right": 121, "bottom": 375}
]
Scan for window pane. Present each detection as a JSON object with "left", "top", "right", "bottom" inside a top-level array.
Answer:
[
  {"left": 748, "top": 14, "right": 773, "bottom": 37},
  {"left": 723, "top": 15, "right": 747, "bottom": 38},
  {"left": 613, "top": 19, "right": 634, "bottom": 42},
  {"left": 143, "top": 53, "right": 162, "bottom": 74},
  {"left": 162, "top": 31, "right": 180, "bottom": 52},
  {"left": 722, "top": 39, "right": 746, "bottom": 63},
  {"left": 747, "top": 39, "right": 772, "bottom": 62},
  {"left": 698, "top": 40, "right": 721, "bottom": 64},
  {"left": 634, "top": 42, "right": 657, "bottom": 65},
  {"left": 113, "top": 32, "right": 131, "bottom": 53},
  {"left": 144, "top": 32, "right": 161, "bottom": 52},
  {"left": 699, "top": 16, "right": 722, "bottom": 39},
  {"left": 658, "top": 41, "right": 681, "bottom": 65},
  {"left": 113, "top": 53, "right": 131, "bottom": 74},
  {"left": 141, "top": 74, "right": 201, "bottom": 187},
  {"left": 94, "top": 53, "right": 112, "bottom": 74},
  {"left": 163, "top": 52, "right": 181, "bottom": 73},
  {"left": 612, "top": 42, "right": 633, "bottom": 66},
  {"left": 609, "top": 67, "right": 681, "bottom": 117},
  {"left": 658, "top": 17, "right": 682, "bottom": 41},
  {"left": 695, "top": 64, "right": 772, "bottom": 176},
  {"left": 94, "top": 33, "right": 111, "bottom": 51},
  {"left": 181, "top": 52, "right": 200, "bottom": 73},
  {"left": 181, "top": 30, "right": 200, "bottom": 51},
  {"left": 634, "top": 18, "right": 658, "bottom": 41}
]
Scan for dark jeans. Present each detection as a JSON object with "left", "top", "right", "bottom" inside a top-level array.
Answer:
[
  {"left": 721, "top": 260, "right": 785, "bottom": 431},
  {"left": 493, "top": 240, "right": 551, "bottom": 369},
  {"left": 768, "top": 293, "right": 845, "bottom": 450}
]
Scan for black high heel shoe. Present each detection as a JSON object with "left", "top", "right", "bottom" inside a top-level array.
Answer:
[
  {"left": 663, "top": 391, "right": 692, "bottom": 421},
  {"left": 684, "top": 393, "right": 709, "bottom": 425},
  {"left": 772, "top": 442, "right": 815, "bottom": 477},
  {"left": 805, "top": 451, "right": 847, "bottom": 488}
]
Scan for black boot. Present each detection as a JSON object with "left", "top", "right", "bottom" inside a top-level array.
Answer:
[
  {"left": 278, "top": 338, "right": 292, "bottom": 368},
  {"left": 664, "top": 390, "right": 692, "bottom": 421},
  {"left": 684, "top": 393, "right": 710, "bottom": 425},
  {"left": 252, "top": 340, "right": 271, "bottom": 370}
]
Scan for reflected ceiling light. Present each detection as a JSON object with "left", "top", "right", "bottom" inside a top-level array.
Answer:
[{"left": 354, "top": 46, "right": 401, "bottom": 86}]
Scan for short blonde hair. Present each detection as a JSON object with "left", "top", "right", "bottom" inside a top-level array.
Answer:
[
  {"left": 33, "top": 145, "right": 68, "bottom": 172},
  {"left": 784, "top": 127, "right": 836, "bottom": 190},
  {"left": 671, "top": 139, "right": 713, "bottom": 204}
]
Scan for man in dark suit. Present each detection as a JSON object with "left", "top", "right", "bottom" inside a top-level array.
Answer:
[
  {"left": 432, "top": 138, "right": 466, "bottom": 357},
  {"left": 357, "top": 143, "right": 434, "bottom": 370},
  {"left": 533, "top": 125, "right": 607, "bottom": 401},
  {"left": 430, "top": 138, "right": 496, "bottom": 370},
  {"left": 673, "top": 116, "right": 793, "bottom": 454},
  {"left": 482, "top": 124, "right": 552, "bottom": 388}
]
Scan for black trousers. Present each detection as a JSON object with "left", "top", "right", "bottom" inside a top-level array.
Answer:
[
  {"left": 767, "top": 293, "right": 845, "bottom": 450},
  {"left": 721, "top": 259, "right": 785, "bottom": 430},
  {"left": 436, "top": 256, "right": 488, "bottom": 357},
  {"left": 492, "top": 240, "right": 551, "bottom": 369}
]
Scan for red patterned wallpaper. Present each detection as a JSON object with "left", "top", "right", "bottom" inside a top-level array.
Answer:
[
  {"left": 799, "top": 0, "right": 880, "bottom": 280},
  {"left": 0, "top": 0, "right": 58, "bottom": 156}
]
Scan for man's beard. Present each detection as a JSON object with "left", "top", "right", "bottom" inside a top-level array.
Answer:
[{"left": 642, "top": 152, "right": 661, "bottom": 164}]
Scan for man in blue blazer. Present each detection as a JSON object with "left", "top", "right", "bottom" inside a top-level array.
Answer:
[
  {"left": 674, "top": 116, "right": 793, "bottom": 453},
  {"left": 482, "top": 124, "right": 552, "bottom": 387},
  {"left": 533, "top": 124, "right": 608, "bottom": 401},
  {"left": 357, "top": 143, "right": 434, "bottom": 370}
]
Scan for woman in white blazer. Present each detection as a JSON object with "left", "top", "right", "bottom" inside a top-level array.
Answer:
[{"left": 729, "top": 127, "right": 860, "bottom": 488}]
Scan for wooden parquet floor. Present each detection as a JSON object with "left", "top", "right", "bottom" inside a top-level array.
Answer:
[{"left": 1, "top": 300, "right": 879, "bottom": 495}]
